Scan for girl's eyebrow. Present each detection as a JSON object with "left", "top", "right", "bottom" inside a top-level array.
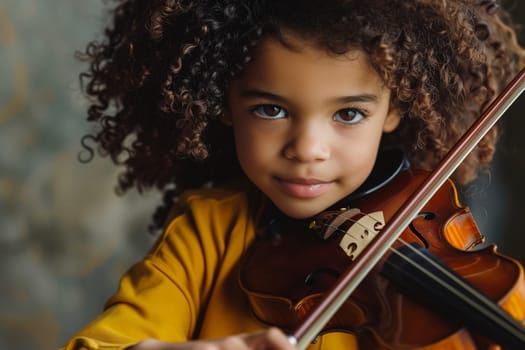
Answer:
[
  {"left": 239, "top": 88, "right": 379, "bottom": 104},
  {"left": 239, "top": 89, "right": 287, "bottom": 103},
  {"left": 335, "top": 94, "right": 379, "bottom": 103}
]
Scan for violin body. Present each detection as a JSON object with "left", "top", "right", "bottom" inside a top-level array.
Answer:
[{"left": 239, "top": 168, "right": 525, "bottom": 349}]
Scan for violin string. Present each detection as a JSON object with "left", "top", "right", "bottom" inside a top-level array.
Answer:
[
  {"left": 317, "top": 214, "right": 522, "bottom": 337},
  {"left": 387, "top": 239, "right": 524, "bottom": 337},
  {"left": 319, "top": 209, "right": 370, "bottom": 233}
]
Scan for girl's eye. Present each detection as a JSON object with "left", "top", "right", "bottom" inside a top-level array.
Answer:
[
  {"left": 333, "top": 108, "right": 365, "bottom": 125},
  {"left": 251, "top": 105, "right": 288, "bottom": 119}
]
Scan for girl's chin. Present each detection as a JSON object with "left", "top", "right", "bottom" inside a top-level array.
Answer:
[{"left": 271, "top": 201, "right": 331, "bottom": 219}]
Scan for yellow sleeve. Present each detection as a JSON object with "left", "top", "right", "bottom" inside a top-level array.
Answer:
[
  {"left": 61, "top": 337, "right": 134, "bottom": 350},
  {"left": 60, "top": 187, "right": 253, "bottom": 350}
]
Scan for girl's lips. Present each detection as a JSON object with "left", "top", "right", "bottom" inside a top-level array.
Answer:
[{"left": 275, "top": 177, "right": 332, "bottom": 198}]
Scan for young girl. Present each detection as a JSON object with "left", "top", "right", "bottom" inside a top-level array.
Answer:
[{"left": 64, "top": 0, "right": 525, "bottom": 349}]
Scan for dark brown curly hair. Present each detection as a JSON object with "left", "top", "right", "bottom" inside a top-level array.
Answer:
[{"left": 77, "top": 0, "right": 525, "bottom": 232}]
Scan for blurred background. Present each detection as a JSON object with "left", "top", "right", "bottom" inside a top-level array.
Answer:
[
  {"left": 0, "top": 1, "right": 160, "bottom": 349},
  {"left": 0, "top": 1, "right": 524, "bottom": 349}
]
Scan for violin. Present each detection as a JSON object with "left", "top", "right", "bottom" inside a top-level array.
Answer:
[{"left": 239, "top": 68, "right": 525, "bottom": 349}]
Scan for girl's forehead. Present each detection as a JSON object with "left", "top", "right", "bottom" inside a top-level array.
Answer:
[
  {"left": 254, "top": 33, "right": 363, "bottom": 65},
  {"left": 240, "top": 32, "right": 380, "bottom": 85},
  {"left": 230, "top": 32, "right": 389, "bottom": 101}
]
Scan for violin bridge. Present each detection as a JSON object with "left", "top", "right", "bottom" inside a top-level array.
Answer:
[{"left": 337, "top": 210, "right": 385, "bottom": 261}]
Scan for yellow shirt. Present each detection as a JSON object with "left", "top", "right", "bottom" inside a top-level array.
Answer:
[{"left": 61, "top": 186, "right": 358, "bottom": 350}]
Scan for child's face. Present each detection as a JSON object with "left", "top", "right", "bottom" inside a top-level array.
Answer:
[{"left": 226, "top": 33, "right": 400, "bottom": 219}]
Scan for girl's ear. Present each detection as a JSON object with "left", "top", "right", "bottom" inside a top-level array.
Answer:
[{"left": 382, "top": 107, "right": 401, "bottom": 133}]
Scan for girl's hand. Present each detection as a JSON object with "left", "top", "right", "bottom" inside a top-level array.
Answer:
[{"left": 129, "top": 328, "right": 296, "bottom": 350}]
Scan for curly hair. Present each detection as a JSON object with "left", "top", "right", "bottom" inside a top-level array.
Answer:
[{"left": 78, "top": 0, "right": 525, "bottom": 232}]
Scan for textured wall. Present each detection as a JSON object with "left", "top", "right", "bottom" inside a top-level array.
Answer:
[
  {"left": 0, "top": 1, "right": 159, "bottom": 349},
  {"left": 0, "top": 1, "right": 524, "bottom": 350}
]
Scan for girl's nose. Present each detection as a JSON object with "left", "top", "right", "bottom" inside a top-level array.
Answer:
[{"left": 283, "top": 122, "right": 330, "bottom": 162}]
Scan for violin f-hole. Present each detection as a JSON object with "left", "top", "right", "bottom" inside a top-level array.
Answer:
[
  {"left": 408, "top": 211, "right": 436, "bottom": 248},
  {"left": 304, "top": 268, "right": 340, "bottom": 287}
]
